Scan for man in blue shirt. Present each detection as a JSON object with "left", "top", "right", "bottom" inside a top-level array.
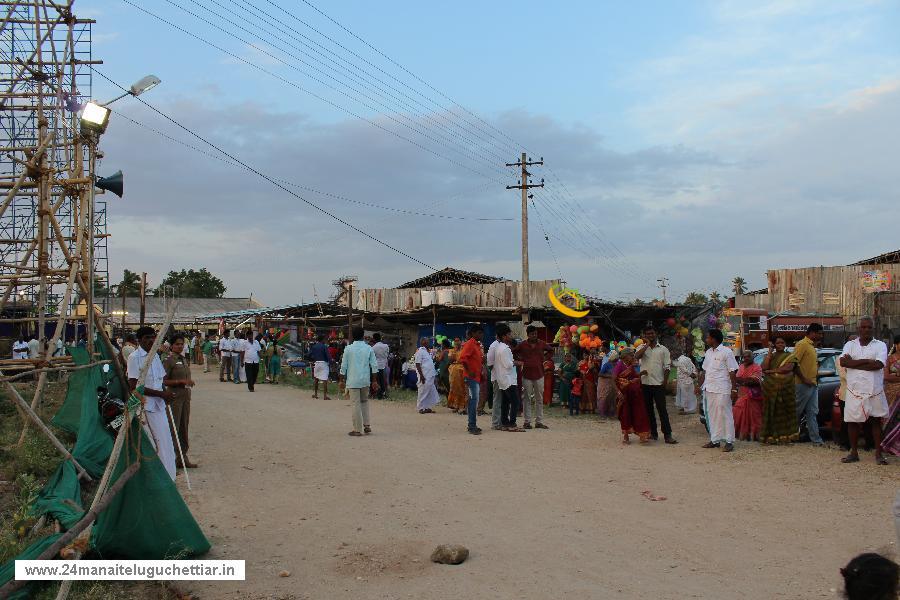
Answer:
[
  {"left": 309, "top": 335, "right": 331, "bottom": 400},
  {"left": 340, "top": 327, "right": 378, "bottom": 437}
]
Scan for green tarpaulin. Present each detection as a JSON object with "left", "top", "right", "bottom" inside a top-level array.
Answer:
[{"left": 0, "top": 343, "right": 210, "bottom": 592}]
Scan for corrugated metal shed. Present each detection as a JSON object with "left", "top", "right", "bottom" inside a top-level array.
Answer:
[
  {"left": 767, "top": 264, "right": 900, "bottom": 329},
  {"left": 352, "top": 279, "right": 561, "bottom": 313},
  {"left": 99, "top": 297, "right": 263, "bottom": 324}
]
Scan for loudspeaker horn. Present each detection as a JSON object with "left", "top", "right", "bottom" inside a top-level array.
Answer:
[{"left": 95, "top": 170, "right": 123, "bottom": 198}]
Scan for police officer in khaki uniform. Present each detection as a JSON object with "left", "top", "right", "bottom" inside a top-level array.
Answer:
[{"left": 163, "top": 333, "right": 197, "bottom": 469}]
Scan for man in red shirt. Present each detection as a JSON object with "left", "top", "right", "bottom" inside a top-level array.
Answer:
[
  {"left": 514, "top": 325, "right": 554, "bottom": 429},
  {"left": 458, "top": 325, "right": 485, "bottom": 435}
]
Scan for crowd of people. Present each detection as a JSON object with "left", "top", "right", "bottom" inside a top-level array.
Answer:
[{"left": 328, "top": 318, "right": 898, "bottom": 466}]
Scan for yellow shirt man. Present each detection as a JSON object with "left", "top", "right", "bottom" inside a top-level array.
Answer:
[{"left": 790, "top": 336, "right": 818, "bottom": 385}]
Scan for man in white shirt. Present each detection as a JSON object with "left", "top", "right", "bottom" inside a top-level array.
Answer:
[
  {"left": 127, "top": 326, "right": 177, "bottom": 480},
  {"left": 371, "top": 333, "right": 391, "bottom": 399},
  {"left": 240, "top": 331, "right": 262, "bottom": 392},
  {"left": 486, "top": 330, "right": 503, "bottom": 430},
  {"left": 493, "top": 324, "right": 525, "bottom": 432},
  {"left": 12, "top": 336, "right": 29, "bottom": 359},
  {"left": 231, "top": 332, "right": 243, "bottom": 384},
  {"left": 840, "top": 317, "right": 889, "bottom": 465},
  {"left": 218, "top": 329, "right": 233, "bottom": 382},
  {"left": 635, "top": 326, "right": 677, "bottom": 443},
  {"left": 674, "top": 353, "right": 698, "bottom": 414},
  {"left": 414, "top": 338, "right": 440, "bottom": 413},
  {"left": 27, "top": 335, "right": 40, "bottom": 359},
  {"left": 699, "top": 328, "right": 739, "bottom": 452}
]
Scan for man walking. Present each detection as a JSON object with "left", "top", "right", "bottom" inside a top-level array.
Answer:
[
  {"left": 232, "top": 331, "right": 243, "bottom": 384},
  {"left": 514, "top": 325, "right": 553, "bottom": 430},
  {"left": 202, "top": 335, "right": 213, "bottom": 373},
  {"left": 486, "top": 327, "right": 504, "bottom": 430},
  {"left": 309, "top": 335, "right": 331, "bottom": 400},
  {"left": 127, "top": 326, "right": 177, "bottom": 480},
  {"left": 789, "top": 323, "right": 825, "bottom": 445},
  {"left": 635, "top": 326, "right": 677, "bottom": 443},
  {"left": 340, "top": 326, "right": 378, "bottom": 436},
  {"left": 840, "top": 317, "right": 889, "bottom": 465},
  {"left": 699, "top": 328, "right": 739, "bottom": 452},
  {"left": 219, "top": 329, "right": 232, "bottom": 382},
  {"left": 458, "top": 325, "right": 485, "bottom": 435},
  {"left": 371, "top": 333, "right": 390, "bottom": 399},
  {"left": 494, "top": 324, "right": 524, "bottom": 432},
  {"left": 414, "top": 337, "right": 440, "bottom": 414},
  {"left": 240, "top": 331, "right": 262, "bottom": 392}
]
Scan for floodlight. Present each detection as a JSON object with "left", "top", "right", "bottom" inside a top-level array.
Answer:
[
  {"left": 129, "top": 75, "right": 161, "bottom": 97},
  {"left": 80, "top": 101, "right": 111, "bottom": 134}
]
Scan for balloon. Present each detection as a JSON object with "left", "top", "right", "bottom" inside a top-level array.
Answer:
[
  {"left": 666, "top": 317, "right": 676, "bottom": 327},
  {"left": 590, "top": 324, "right": 599, "bottom": 333},
  {"left": 722, "top": 322, "right": 732, "bottom": 332},
  {"left": 569, "top": 325, "right": 578, "bottom": 333},
  {"left": 633, "top": 338, "right": 643, "bottom": 347}
]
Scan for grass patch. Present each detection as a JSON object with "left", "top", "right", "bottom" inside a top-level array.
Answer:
[{"left": 281, "top": 369, "right": 420, "bottom": 403}]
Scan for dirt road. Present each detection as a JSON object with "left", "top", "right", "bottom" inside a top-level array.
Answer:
[{"left": 177, "top": 370, "right": 897, "bottom": 599}]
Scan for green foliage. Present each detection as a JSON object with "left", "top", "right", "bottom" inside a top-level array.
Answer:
[
  {"left": 116, "top": 269, "right": 142, "bottom": 297},
  {"left": 732, "top": 276, "right": 747, "bottom": 295},
  {"left": 684, "top": 291, "right": 708, "bottom": 305},
  {"left": 154, "top": 268, "right": 226, "bottom": 298},
  {"left": 0, "top": 473, "right": 41, "bottom": 565}
]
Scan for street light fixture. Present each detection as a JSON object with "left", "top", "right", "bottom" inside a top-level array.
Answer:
[{"left": 79, "top": 74, "right": 161, "bottom": 134}]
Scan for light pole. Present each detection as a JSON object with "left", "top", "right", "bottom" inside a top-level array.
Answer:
[{"left": 79, "top": 74, "right": 161, "bottom": 354}]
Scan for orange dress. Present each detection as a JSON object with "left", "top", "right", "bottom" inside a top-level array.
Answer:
[{"left": 446, "top": 349, "right": 468, "bottom": 410}]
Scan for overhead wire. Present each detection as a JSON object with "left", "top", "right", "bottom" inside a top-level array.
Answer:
[{"left": 93, "top": 68, "right": 516, "bottom": 305}]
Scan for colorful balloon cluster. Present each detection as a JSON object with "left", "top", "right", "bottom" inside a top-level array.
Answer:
[{"left": 554, "top": 324, "right": 604, "bottom": 350}]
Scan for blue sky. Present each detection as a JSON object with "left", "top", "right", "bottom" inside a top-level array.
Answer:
[{"left": 81, "top": 1, "right": 900, "bottom": 303}]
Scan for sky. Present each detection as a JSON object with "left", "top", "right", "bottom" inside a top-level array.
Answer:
[{"left": 80, "top": 0, "right": 900, "bottom": 305}]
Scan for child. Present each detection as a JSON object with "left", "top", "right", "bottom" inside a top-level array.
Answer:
[
  {"left": 557, "top": 353, "right": 578, "bottom": 410},
  {"left": 570, "top": 375, "right": 583, "bottom": 416}
]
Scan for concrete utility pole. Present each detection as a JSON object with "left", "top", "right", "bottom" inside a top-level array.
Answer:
[
  {"left": 657, "top": 277, "right": 669, "bottom": 304},
  {"left": 139, "top": 272, "right": 147, "bottom": 327},
  {"left": 507, "top": 153, "right": 544, "bottom": 325}
]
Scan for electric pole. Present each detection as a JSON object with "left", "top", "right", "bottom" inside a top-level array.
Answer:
[
  {"left": 657, "top": 277, "right": 669, "bottom": 304},
  {"left": 506, "top": 152, "right": 543, "bottom": 325}
]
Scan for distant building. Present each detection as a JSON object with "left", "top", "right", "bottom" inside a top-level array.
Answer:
[
  {"left": 736, "top": 249, "right": 900, "bottom": 332},
  {"left": 99, "top": 297, "right": 263, "bottom": 328}
]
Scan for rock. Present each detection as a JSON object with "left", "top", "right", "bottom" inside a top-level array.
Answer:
[
  {"left": 278, "top": 570, "right": 291, "bottom": 577},
  {"left": 430, "top": 544, "right": 469, "bottom": 565}
]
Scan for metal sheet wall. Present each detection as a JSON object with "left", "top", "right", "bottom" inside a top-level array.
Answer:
[{"left": 352, "top": 279, "right": 561, "bottom": 313}]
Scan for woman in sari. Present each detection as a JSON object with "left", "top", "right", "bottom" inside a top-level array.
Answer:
[
  {"left": 760, "top": 337, "right": 799, "bottom": 444},
  {"left": 880, "top": 335, "right": 900, "bottom": 456},
  {"left": 436, "top": 339, "right": 452, "bottom": 396},
  {"left": 557, "top": 353, "right": 578, "bottom": 410},
  {"left": 596, "top": 351, "right": 619, "bottom": 418},
  {"left": 579, "top": 352, "right": 598, "bottom": 414},
  {"left": 733, "top": 350, "right": 763, "bottom": 441},
  {"left": 613, "top": 348, "right": 651, "bottom": 444},
  {"left": 446, "top": 341, "right": 468, "bottom": 413},
  {"left": 542, "top": 358, "right": 555, "bottom": 405}
]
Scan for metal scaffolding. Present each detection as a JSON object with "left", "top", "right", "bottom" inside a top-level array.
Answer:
[{"left": 0, "top": 0, "right": 105, "bottom": 342}]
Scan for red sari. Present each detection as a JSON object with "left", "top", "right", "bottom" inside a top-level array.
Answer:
[
  {"left": 733, "top": 362, "right": 763, "bottom": 440},
  {"left": 579, "top": 357, "right": 598, "bottom": 413},
  {"left": 613, "top": 361, "right": 650, "bottom": 440},
  {"left": 542, "top": 359, "right": 555, "bottom": 405}
]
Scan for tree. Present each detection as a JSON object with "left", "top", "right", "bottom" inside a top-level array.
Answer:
[
  {"left": 684, "top": 291, "right": 708, "bottom": 306},
  {"left": 154, "top": 268, "right": 226, "bottom": 298},
  {"left": 709, "top": 291, "right": 723, "bottom": 304},
  {"left": 732, "top": 276, "right": 747, "bottom": 296},
  {"left": 116, "top": 269, "right": 142, "bottom": 297}
]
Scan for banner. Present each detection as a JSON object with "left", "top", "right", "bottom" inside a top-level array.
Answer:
[{"left": 860, "top": 270, "right": 892, "bottom": 293}]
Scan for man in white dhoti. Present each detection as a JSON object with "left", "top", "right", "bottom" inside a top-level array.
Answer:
[
  {"left": 673, "top": 353, "right": 698, "bottom": 414},
  {"left": 699, "top": 328, "right": 738, "bottom": 452},
  {"left": 127, "top": 326, "right": 177, "bottom": 480},
  {"left": 840, "top": 316, "right": 889, "bottom": 465},
  {"left": 414, "top": 337, "right": 440, "bottom": 413}
]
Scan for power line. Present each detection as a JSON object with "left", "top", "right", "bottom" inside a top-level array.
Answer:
[
  {"left": 112, "top": 110, "right": 514, "bottom": 222},
  {"left": 122, "top": 1, "right": 505, "bottom": 184}
]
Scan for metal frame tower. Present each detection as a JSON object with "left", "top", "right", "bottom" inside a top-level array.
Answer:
[{"left": 0, "top": 0, "right": 105, "bottom": 343}]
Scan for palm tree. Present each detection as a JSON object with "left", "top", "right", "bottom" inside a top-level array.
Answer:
[
  {"left": 709, "top": 291, "right": 723, "bottom": 304},
  {"left": 732, "top": 277, "right": 747, "bottom": 296}
]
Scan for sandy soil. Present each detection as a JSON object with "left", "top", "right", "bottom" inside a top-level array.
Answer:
[{"left": 176, "top": 370, "right": 897, "bottom": 600}]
